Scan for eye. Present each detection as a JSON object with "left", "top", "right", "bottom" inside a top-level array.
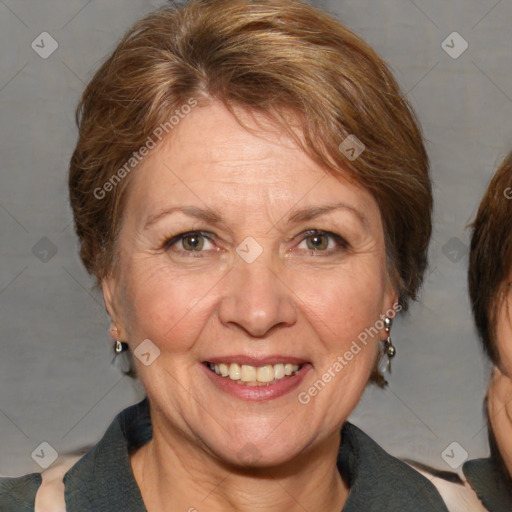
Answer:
[
  {"left": 164, "top": 231, "right": 215, "bottom": 253},
  {"left": 297, "top": 230, "right": 347, "bottom": 252}
]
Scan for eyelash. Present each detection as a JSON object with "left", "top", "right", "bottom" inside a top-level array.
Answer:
[
  {"left": 162, "top": 229, "right": 349, "bottom": 256},
  {"left": 162, "top": 230, "right": 215, "bottom": 257},
  {"left": 296, "top": 229, "right": 349, "bottom": 253}
]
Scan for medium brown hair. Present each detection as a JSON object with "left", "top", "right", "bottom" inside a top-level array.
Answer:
[
  {"left": 69, "top": 0, "right": 431, "bottom": 306},
  {"left": 69, "top": 0, "right": 432, "bottom": 381},
  {"left": 469, "top": 153, "right": 512, "bottom": 365}
]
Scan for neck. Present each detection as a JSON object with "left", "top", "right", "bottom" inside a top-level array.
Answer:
[{"left": 130, "top": 415, "right": 349, "bottom": 512}]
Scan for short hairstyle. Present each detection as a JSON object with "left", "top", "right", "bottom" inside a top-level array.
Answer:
[
  {"left": 468, "top": 153, "right": 512, "bottom": 365},
  {"left": 69, "top": 0, "right": 431, "bottom": 313}
]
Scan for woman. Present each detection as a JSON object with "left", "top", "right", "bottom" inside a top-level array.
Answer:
[
  {"left": 466, "top": 152, "right": 512, "bottom": 510},
  {"left": 0, "top": 0, "right": 449, "bottom": 510}
]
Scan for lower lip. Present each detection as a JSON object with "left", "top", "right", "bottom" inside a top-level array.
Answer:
[{"left": 201, "top": 363, "right": 312, "bottom": 401}]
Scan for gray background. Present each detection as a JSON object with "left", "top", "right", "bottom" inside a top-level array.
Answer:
[{"left": 1, "top": 0, "right": 510, "bottom": 478}]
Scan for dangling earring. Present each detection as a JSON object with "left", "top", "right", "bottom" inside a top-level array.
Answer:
[
  {"left": 111, "top": 340, "right": 131, "bottom": 374},
  {"left": 114, "top": 340, "right": 128, "bottom": 354},
  {"left": 382, "top": 317, "right": 396, "bottom": 373}
]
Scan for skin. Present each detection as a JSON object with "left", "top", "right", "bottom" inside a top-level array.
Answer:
[
  {"left": 102, "top": 101, "right": 398, "bottom": 512},
  {"left": 488, "top": 282, "right": 512, "bottom": 477}
]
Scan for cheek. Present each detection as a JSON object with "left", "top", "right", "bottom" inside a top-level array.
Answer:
[
  {"left": 294, "top": 264, "right": 384, "bottom": 418},
  {"left": 117, "top": 258, "right": 225, "bottom": 351},
  {"left": 488, "top": 374, "right": 512, "bottom": 476},
  {"left": 292, "top": 261, "right": 387, "bottom": 340},
  {"left": 496, "top": 302, "right": 512, "bottom": 377},
  {"left": 287, "top": 261, "right": 388, "bottom": 404}
]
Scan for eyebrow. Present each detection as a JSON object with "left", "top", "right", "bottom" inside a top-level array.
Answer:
[
  {"left": 144, "top": 206, "right": 223, "bottom": 230},
  {"left": 143, "top": 202, "right": 368, "bottom": 230},
  {"left": 287, "top": 203, "right": 368, "bottom": 228}
]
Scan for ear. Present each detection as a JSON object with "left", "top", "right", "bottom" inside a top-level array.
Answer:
[
  {"left": 380, "top": 279, "right": 400, "bottom": 338},
  {"left": 101, "top": 276, "right": 124, "bottom": 341},
  {"left": 101, "top": 275, "right": 116, "bottom": 319},
  {"left": 385, "top": 288, "right": 400, "bottom": 313}
]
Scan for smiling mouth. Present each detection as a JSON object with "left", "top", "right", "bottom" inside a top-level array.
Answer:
[{"left": 203, "top": 361, "right": 304, "bottom": 386}]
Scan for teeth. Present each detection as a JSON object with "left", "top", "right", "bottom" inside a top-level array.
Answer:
[
  {"left": 208, "top": 362, "right": 301, "bottom": 384},
  {"left": 257, "top": 365, "right": 274, "bottom": 383},
  {"left": 274, "top": 364, "right": 285, "bottom": 379},
  {"left": 229, "top": 363, "right": 241, "bottom": 380},
  {"left": 241, "top": 364, "right": 257, "bottom": 382},
  {"left": 219, "top": 363, "right": 229, "bottom": 377}
]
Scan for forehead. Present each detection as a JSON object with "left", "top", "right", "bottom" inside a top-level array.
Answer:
[{"left": 125, "top": 101, "right": 380, "bottom": 223}]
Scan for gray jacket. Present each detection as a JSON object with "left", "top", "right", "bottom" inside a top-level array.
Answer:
[
  {"left": 463, "top": 458, "right": 512, "bottom": 512},
  {"left": 0, "top": 398, "right": 450, "bottom": 511}
]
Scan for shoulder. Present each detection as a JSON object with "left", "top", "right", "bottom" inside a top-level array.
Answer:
[
  {"left": 407, "top": 461, "right": 489, "bottom": 512},
  {"left": 0, "top": 400, "right": 149, "bottom": 512},
  {"left": 0, "top": 472, "right": 42, "bottom": 512},
  {"left": 0, "top": 455, "right": 85, "bottom": 512},
  {"left": 339, "top": 423, "right": 450, "bottom": 511},
  {"left": 463, "top": 458, "right": 512, "bottom": 512}
]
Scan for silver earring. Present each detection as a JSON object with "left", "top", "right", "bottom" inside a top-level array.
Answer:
[
  {"left": 114, "top": 340, "right": 128, "bottom": 354},
  {"left": 382, "top": 317, "right": 396, "bottom": 373},
  {"left": 111, "top": 340, "right": 131, "bottom": 374}
]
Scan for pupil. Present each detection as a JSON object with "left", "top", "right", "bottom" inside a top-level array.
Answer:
[
  {"left": 308, "top": 234, "right": 327, "bottom": 250},
  {"left": 184, "top": 235, "right": 203, "bottom": 251}
]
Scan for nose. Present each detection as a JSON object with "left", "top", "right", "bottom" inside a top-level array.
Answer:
[{"left": 218, "top": 257, "right": 297, "bottom": 337}]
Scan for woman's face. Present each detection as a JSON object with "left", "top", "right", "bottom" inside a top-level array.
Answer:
[
  {"left": 496, "top": 282, "right": 512, "bottom": 376},
  {"left": 489, "top": 281, "right": 512, "bottom": 476},
  {"left": 103, "top": 101, "right": 397, "bottom": 467}
]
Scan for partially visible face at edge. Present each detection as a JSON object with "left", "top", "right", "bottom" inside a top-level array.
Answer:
[
  {"left": 495, "top": 280, "right": 512, "bottom": 377},
  {"left": 101, "top": 100, "right": 398, "bottom": 468},
  {"left": 489, "top": 278, "right": 512, "bottom": 477}
]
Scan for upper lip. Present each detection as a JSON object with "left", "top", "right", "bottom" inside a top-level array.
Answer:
[{"left": 204, "top": 355, "right": 309, "bottom": 366}]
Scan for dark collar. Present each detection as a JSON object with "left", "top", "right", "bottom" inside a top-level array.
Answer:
[
  {"left": 63, "top": 398, "right": 149, "bottom": 510},
  {"left": 61, "top": 397, "right": 448, "bottom": 511},
  {"left": 463, "top": 458, "right": 512, "bottom": 512},
  {"left": 338, "top": 422, "right": 449, "bottom": 511}
]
